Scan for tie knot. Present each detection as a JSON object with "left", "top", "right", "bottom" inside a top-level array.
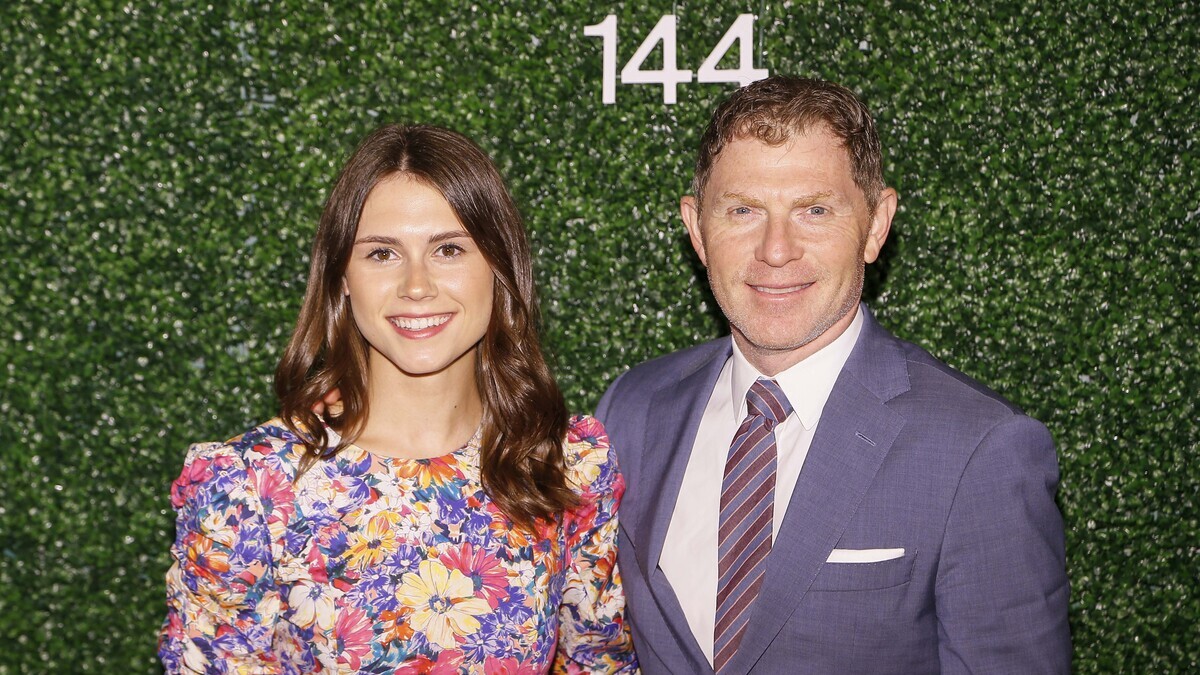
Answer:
[{"left": 746, "top": 379, "right": 792, "bottom": 426}]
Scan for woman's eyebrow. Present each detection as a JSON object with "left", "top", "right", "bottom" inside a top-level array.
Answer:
[
  {"left": 428, "top": 230, "right": 471, "bottom": 244},
  {"left": 353, "top": 230, "right": 470, "bottom": 246},
  {"left": 354, "top": 234, "right": 401, "bottom": 246}
]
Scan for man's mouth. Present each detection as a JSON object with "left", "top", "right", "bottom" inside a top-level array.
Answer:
[{"left": 750, "top": 282, "right": 812, "bottom": 295}]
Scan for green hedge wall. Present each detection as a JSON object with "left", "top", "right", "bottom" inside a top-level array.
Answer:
[{"left": 1, "top": 0, "right": 1196, "bottom": 672}]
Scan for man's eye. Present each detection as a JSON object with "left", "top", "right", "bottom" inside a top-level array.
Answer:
[
  {"left": 732, "top": 206, "right": 752, "bottom": 215},
  {"left": 808, "top": 206, "right": 828, "bottom": 216}
]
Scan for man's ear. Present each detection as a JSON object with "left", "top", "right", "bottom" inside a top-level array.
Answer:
[
  {"left": 681, "top": 195, "right": 707, "bottom": 267},
  {"left": 864, "top": 187, "right": 898, "bottom": 264}
]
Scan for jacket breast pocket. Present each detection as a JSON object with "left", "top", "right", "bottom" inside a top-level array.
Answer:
[{"left": 809, "top": 552, "right": 916, "bottom": 592}]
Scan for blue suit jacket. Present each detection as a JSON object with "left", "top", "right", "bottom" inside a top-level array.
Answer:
[{"left": 596, "top": 306, "right": 1070, "bottom": 674}]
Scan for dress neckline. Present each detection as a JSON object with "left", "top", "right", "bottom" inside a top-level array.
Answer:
[{"left": 352, "top": 425, "right": 483, "bottom": 465}]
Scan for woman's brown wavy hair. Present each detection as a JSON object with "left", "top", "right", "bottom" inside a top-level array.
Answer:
[{"left": 274, "top": 123, "right": 575, "bottom": 527}]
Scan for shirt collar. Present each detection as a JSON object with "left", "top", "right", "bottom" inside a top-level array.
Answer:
[{"left": 729, "top": 307, "right": 864, "bottom": 430}]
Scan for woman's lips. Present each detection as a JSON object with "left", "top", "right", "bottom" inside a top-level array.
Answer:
[{"left": 387, "top": 313, "right": 452, "bottom": 337}]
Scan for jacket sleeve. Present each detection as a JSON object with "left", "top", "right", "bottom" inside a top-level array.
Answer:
[
  {"left": 551, "top": 415, "right": 639, "bottom": 674},
  {"left": 935, "top": 414, "right": 1072, "bottom": 673},
  {"left": 159, "top": 442, "right": 284, "bottom": 674}
]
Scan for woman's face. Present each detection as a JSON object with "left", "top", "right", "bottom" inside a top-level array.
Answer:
[{"left": 342, "top": 174, "right": 494, "bottom": 382}]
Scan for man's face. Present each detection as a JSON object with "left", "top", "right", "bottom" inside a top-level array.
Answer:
[{"left": 682, "top": 129, "right": 896, "bottom": 375}]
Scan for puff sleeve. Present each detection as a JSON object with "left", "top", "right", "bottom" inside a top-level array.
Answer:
[
  {"left": 158, "top": 442, "right": 285, "bottom": 674},
  {"left": 552, "top": 415, "right": 639, "bottom": 673}
]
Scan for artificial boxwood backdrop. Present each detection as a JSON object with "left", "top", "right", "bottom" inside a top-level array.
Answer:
[{"left": 1, "top": 0, "right": 1196, "bottom": 672}]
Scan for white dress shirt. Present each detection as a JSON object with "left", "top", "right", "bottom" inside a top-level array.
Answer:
[{"left": 658, "top": 309, "right": 864, "bottom": 665}]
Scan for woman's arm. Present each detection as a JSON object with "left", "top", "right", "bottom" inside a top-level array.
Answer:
[
  {"left": 552, "top": 415, "right": 639, "bottom": 674},
  {"left": 159, "top": 441, "right": 285, "bottom": 674}
]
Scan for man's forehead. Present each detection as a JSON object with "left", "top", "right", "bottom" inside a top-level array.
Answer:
[
  {"left": 724, "top": 123, "right": 842, "bottom": 152},
  {"left": 711, "top": 132, "right": 852, "bottom": 175}
]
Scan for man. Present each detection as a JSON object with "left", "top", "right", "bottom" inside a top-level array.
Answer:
[{"left": 596, "top": 76, "right": 1071, "bottom": 674}]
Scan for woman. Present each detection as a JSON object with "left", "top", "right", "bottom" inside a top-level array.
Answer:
[{"left": 159, "top": 124, "right": 637, "bottom": 673}]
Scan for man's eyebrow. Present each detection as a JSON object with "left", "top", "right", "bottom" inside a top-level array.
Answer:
[
  {"left": 791, "top": 190, "right": 835, "bottom": 206},
  {"left": 718, "top": 191, "right": 765, "bottom": 207},
  {"left": 715, "top": 190, "right": 837, "bottom": 207},
  {"left": 353, "top": 230, "right": 471, "bottom": 246}
]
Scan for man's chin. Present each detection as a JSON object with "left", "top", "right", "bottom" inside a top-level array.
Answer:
[
  {"left": 732, "top": 316, "right": 853, "bottom": 367},
  {"left": 734, "top": 322, "right": 825, "bottom": 352},
  {"left": 733, "top": 329, "right": 816, "bottom": 358}
]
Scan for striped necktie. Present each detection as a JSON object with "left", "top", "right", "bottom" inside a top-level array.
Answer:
[{"left": 714, "top": 378, "right": 792, "bottom": 672}]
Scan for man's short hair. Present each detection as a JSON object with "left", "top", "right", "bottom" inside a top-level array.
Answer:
[{"left": 692, "top": 76, "right": 885, "bottom": 211}]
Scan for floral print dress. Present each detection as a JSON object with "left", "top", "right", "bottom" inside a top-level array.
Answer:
[{"left": 159, "top": 415, "right": 637, "bottom": 674}]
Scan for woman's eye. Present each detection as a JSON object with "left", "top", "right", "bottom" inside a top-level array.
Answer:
[
  {"left": 435, "top": 243, "right": 465, "bottom": 257},
  {"left": 368, "top": 248, "right": 396, "bottom": 261}
]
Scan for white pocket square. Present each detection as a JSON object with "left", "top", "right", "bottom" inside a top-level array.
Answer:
[{"left": 826, "top": 548, "right": 905, "bottom": 563}]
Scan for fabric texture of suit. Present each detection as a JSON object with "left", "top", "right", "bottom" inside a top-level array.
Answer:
[{"left": 596, "top": 305, "right": 1070, "bottom": 674}]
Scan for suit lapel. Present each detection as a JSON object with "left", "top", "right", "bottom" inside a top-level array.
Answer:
[
  {"left": 723, "top": 307, "right": 910, "bottom": 675},
  {"left": 632, "top": 340, "right": 730, "bottom": 576},
  {"left": 631, "top": 340, "right": 729, "bottom": 674}
]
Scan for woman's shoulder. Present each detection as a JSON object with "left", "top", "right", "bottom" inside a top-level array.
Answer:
[
  {"left": 175, "top": 418, "right": 308, "bottom": 488},
  {"left": 224, "top": 417, "right": 309, "bottom": 466},
  {"left": 561, "top": 414, "right": 622, "bottom": 499}
]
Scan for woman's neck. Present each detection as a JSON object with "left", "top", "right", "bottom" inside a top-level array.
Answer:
[{"left": 356, "top": 351, "right": 484, "bottom": 459}]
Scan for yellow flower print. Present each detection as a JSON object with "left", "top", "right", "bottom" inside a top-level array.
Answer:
[
  {"left": 565, "top": 441, "right": 607, "bottom": 488},
  {"left": 344, "top": 513, "right": 400, "bottom": 571},
  {"left": 396, "top": 560, "right": 491, "bottom": 649}
]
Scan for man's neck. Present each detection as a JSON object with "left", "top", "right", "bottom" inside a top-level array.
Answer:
[{"left": 735, "top": 303, "right": 861, "bottom": 377}]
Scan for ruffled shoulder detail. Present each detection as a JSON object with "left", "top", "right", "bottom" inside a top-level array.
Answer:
[
  {"left": 222, "top": 417, "right": 311, "bottom": 480},
  {"left": 159, "top": 421, "right": 303, "bottom": 672},
  {"left": 562, "top": 414, "right": 621, "bottom": 501}
]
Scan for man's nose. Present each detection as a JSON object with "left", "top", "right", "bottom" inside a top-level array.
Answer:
[{"left": 757, "top": 212, "right": 803, "bottom": 267}]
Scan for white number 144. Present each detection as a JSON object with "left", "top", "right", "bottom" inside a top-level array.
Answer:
[{"left": 583, "top": 14, "right": 769, "bottom": 104}]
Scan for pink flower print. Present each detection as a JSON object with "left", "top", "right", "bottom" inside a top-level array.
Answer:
[
  {"left": 252, "top": 465, "right": 295, "bottom": 533},
  {"left": 440, "top": 543, "right": 510, "bottom": 608},
  {"left": 483, "top": 656, "right": 543, "bottom": 675},
  {"left": 334, "top": 605, "right": 374, "bottom": 671},
  {"left": 566, "top": 415, "right": 606, "bottom": 447},
  {"left": 394, "top": 649, "right": 465, "bottom": 674},
  {"left": 305, "top": 543, "right": 330, "bottom": 584},
  {"left": 170, "top": 456, "right": 214, "bottom": 508}
]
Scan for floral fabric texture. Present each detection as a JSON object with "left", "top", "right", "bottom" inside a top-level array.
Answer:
[{"left": 159, "top": 415, "right": 637, "bottom": 674}]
